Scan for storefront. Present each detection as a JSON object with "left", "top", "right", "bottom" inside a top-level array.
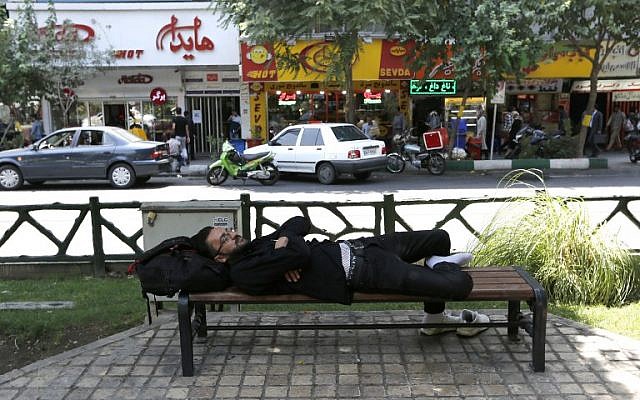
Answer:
[
  {"left": 504, "top": 79, "right": 566, "bottom": 130},
  {"left": 9, "top": 1, "right": 240, "bottom": 155},
  {"left": 571, "top": 78, "right": 640, "bottom": 117},
  {"left": 241, "top": 40, "right": 411, "bottom": 140}
]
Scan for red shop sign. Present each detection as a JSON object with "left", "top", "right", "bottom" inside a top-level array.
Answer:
[{"left": 150, "top": 87, "right": 167, "bottom": 105}]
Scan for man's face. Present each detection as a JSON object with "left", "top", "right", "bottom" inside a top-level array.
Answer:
[{"left": 206, "top": 227, "right": 247, "bottom": 262}]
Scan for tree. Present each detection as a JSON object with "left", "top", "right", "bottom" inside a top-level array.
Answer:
[
  {"left": 0, "top": 0, "right": 50, "bottom": 142},
  {"left": 36, "top": 1, "right": 112, "bottom": 127},
  {"left": 213, "top": 0, "right": 397, "bottom": 124},
  {"left": 538, "top": 0, "right": 640, "bottom": 157},
  {"left": 387, "top": 0, "right": 546, "bottom": 150},
  {"left": 0, "top": 0, "right": 111, "bottom": 141}
]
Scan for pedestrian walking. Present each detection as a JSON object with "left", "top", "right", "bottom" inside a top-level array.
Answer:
[{"left": 606, "top": 105, "right": 625, "bottom": 151}]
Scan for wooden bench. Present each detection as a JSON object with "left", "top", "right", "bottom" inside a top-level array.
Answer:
[{"left": 177, "top": 266, "right": 547, "bottom": 376}]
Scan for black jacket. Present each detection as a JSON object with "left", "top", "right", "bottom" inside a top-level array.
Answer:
[{"left": 229, "top": 216, "right": 352, "bottom": 304}]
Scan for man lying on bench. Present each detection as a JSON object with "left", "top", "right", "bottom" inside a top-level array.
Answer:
[{"left": 191, "top": 216, "right": 489, "bottom": 337}]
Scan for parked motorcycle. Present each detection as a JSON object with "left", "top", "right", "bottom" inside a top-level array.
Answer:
[
  {"left": 624, "top": 133, "right": 640, "bottom": 163},
  {"left": 504, "top": 125, "right": 560, "bottom": 159},
  {"left": 386, "top": 128, "right": 446, "bottom": 175},
  {"left": 206, "top": 140, "right": 279, "bottom": 186}
]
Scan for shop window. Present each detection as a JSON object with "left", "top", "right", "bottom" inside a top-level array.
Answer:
[
  {"left": 143, "top": 99, "right": 177, "bottom": 141},
  {"left": 87, "top": 102, "right": 103, "bottom": 126},
  {"left": 300, "top": 128, "right": 323, "bottom": 146}
]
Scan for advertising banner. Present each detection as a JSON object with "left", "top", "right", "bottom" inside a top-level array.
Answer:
[{"left": 12, "top": 2, "right": 240, "bottom": 67}]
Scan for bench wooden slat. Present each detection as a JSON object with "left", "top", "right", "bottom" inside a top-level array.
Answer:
[
  {"left": 178, "top": 265, "right": 547, "bottom": 376},
  {"left": 188, "top": 267, "right": 535, "bottom": 304},
  {"left": 188, "top": 285, "right": 534, "bottom": 303}
]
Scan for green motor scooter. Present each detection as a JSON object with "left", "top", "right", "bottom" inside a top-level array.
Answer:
[{"left": 206, "top": 140, "right": 279, "bottom": 186}]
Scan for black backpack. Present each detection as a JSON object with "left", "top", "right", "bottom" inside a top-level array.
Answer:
[{"left": 128, "top": 236, "right": 231, "bottom": 321}]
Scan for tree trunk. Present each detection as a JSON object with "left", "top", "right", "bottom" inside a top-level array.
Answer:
[
  {"left": 576, "top": 63, "right": 601, "bottom": 157},
  {"left": 341, "top": 31, "right": 358, "bottom": 124},
  {"left": 344, "top": 65, "right": 355, "bottom": 123}
]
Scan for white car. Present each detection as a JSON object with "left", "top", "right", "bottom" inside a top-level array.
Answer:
[{"left": 244, "top": 123, "right": 387, "bottom": 184}]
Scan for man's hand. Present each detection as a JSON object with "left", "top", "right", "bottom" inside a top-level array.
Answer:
[
  {"left": 284, "top": 269, "right": 302, "bottom": 283},
  {"left": 274, "top": 236, "right": 288, "bottom": 249}
]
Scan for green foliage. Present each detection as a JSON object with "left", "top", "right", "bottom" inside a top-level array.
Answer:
[
  {"left": 386, "top": 0, "right": 546, "bottom": 147},
  {"left": 471, "top": 170, "right": 639, "bottom": 306},
  {"left": 519, "top": 134, "right": 579, "bottom": 159},
  {"left": 0, "top": 0, "right": 49, "bottom": 111},
  {"left": 388, "top": 1, "right": 545, "bottom": 94},
  {"left": 213, "top": 0, "right": 400, "bottom": 123},
  {"left": 536, "top": 0, "right": 640, "bottom": 157},
  {"left": 0, "top": 0, "right": 112, "bottom": 128}
]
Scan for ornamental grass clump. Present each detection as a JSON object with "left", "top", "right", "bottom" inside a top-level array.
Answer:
[{"left": 471, "top": 170, "right": 638, "bottom": 306}]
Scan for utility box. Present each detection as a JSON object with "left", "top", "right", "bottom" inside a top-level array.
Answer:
[{"left": 141, "top": 200, "right": 242, "bottom": 250}]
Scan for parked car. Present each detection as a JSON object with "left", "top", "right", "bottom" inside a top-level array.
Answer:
[
  {"left": 243, "top": 123, "right": 387, "bottom": 184},
  {"left": 0, "top": 126, "right": 170, "bottom": 190}
]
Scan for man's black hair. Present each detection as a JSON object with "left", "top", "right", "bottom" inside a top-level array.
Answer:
[{"left": 190, "top": 227, "right": 214, "bottom": 258}]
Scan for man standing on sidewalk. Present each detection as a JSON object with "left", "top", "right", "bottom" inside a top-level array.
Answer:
[
  {"left": 585, "top": 106, "right": 603, "bottom": 157},
  {"left": 172, "top": 107, "right": 190, "bottom": 167}
]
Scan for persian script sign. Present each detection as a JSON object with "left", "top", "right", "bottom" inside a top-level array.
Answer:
[{"left": 156, "top": 15, "right": 214, "bottom": 60}]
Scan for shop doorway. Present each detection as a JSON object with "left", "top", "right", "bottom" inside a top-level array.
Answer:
[
  {"left": 104, "top": 104, "right": 126, "bottom": 128},
  {"left": 186, "top": 96, "right": 240, "bottom": 156},
  {"left": 412, "top": 97, "right": 444, "bottom": 131}
]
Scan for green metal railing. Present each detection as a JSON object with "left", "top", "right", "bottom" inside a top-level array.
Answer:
[{"left": 1, "top": 194, "right": 639, "bottom": 276}]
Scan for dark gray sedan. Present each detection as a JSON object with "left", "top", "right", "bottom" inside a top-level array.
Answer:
[{"left": 0, "top": 126, "right": 170, "bottom": 190}]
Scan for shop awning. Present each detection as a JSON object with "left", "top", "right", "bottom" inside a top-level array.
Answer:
[
  {"left": 571, "top": 78, "right": 640, "bottom": 93},
  {"left": 506, "top": 79, "right": 562, "bottom": 93}
]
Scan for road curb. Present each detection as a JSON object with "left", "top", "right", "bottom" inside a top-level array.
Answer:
[
  {"left": 181, "top": 157, "right": 610, "bottom": 176},
  {"left": 447, "top": 157, "right": 608, "bottom": 171}
]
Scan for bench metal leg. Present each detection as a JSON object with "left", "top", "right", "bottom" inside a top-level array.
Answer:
[
  {"left": 178, "top": 292, "right": 194, "bottom": 377},
  {"left": 531, "top": 287, "right": 548, "bottom": 372},
  {"left": 515, "top": 267, "right": 548, "bottom": 372},
  {"left": 507, "top": 300, "right": 520, "bottom": 341}
]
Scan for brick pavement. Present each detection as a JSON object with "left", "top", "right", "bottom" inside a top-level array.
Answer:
[{"left": 1, "top": 310, "right": 639, "bottom": 399}]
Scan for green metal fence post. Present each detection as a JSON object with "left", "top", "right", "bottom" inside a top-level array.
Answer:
[
  {"left": 383, "top": 194, "right": 396, "bottom": 234},
  {"left": 240, "top": 193, "right": 251, "bottom": 238},
  {"left": 89, "top": 196, "right": 106, "bottom": 277}
]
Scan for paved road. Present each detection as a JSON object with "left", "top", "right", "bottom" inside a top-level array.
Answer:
[{"left": 1, "top": 151, "right": 639, "bottom": 205}]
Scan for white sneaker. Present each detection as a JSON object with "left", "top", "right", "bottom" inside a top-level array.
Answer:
[
  {"left": 425, "top": 252, "right": 473, "bottom": 269},
  {"left": 419, "top": 311, "right": 461, "bottom": 336},
  {"left": 456, "top": 309, "right": 490, "bottom": 337}
]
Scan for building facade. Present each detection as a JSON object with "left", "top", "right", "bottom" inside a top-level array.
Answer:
[{"left": 7, "top": 1, "right": 242, "bottom": 155}]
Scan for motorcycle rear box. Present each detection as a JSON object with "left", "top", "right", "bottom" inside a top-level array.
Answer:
[{"left": 423, "top": 129, "right": 445, "bottom": 150}]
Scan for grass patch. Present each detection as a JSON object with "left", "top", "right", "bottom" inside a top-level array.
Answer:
[
  {"left": 0, "top": 276, "right": 146, "bottom": 374},
  {"left": 550, "top": 302, "right": 640, "bottom": 340},
  {"left": 0, "top": 277, "right": 146, "bottom": 339}
]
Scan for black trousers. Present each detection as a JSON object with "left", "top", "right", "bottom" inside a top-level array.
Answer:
[
  {"left": 350, "top": 230, "right": 473, "bottom": 314},
  {"left": 585, "top": 127, "right": 601, "bottom": 156}
]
